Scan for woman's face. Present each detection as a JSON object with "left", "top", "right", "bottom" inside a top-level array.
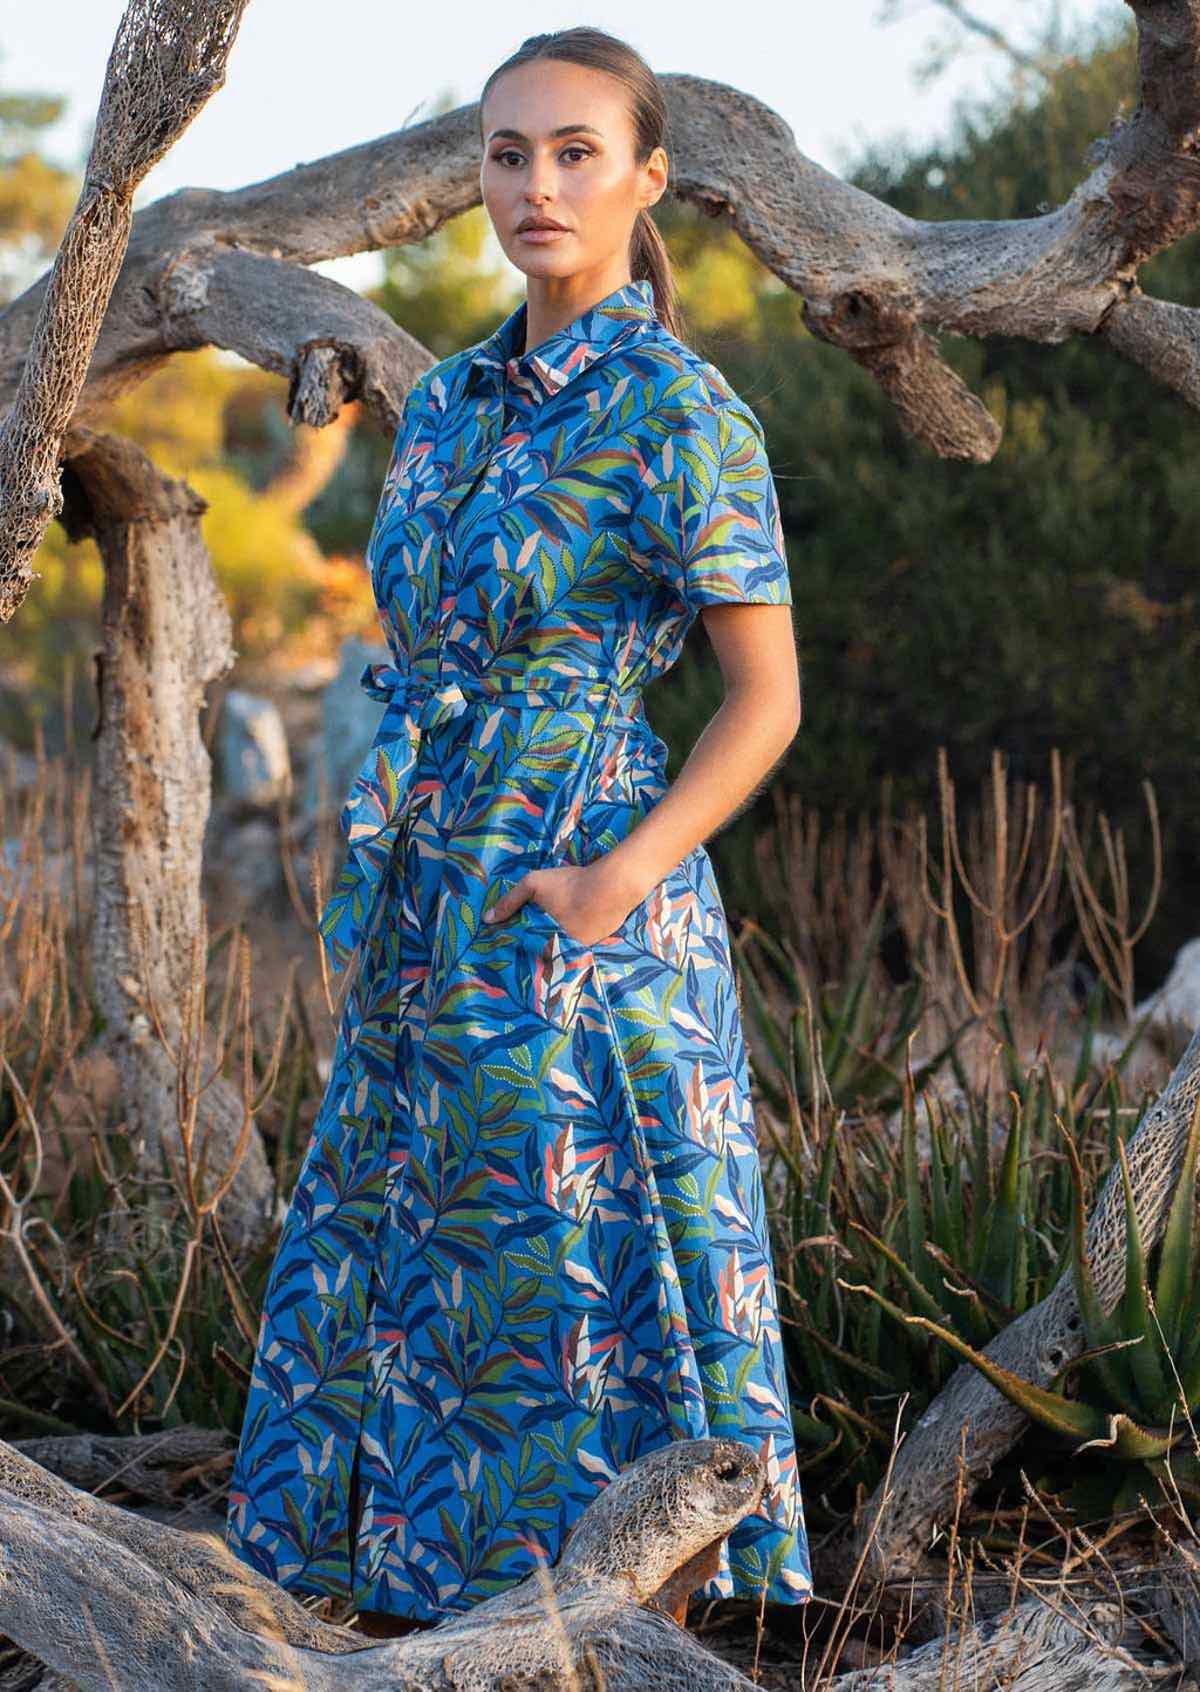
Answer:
[{"left": 480, "top": 60, "right": 667, "bottom": 285}]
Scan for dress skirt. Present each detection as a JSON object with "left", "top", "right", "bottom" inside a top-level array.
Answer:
[{"left": 223, "top": 675, "right": 813, "bottom": 1619}]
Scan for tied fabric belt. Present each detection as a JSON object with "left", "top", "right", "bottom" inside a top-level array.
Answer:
[{"left": 317, "top": 658, "right": 645, "bottom": 982}]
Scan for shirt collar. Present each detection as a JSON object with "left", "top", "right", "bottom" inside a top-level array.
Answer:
[{"left": 463, "top": 276, "right": 658, "bottom": 404}]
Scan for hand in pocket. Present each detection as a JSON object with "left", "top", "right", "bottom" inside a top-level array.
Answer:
[{"left": 485, "top": 860, "right": 643, "bottom": 948}]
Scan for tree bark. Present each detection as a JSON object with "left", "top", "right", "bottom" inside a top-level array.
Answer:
[
  {"left": 59, "top": 425, "right": 275, "bottom": 1253},
  {"left": 0, "top": 1433, "right": 767, "bottom": 1692},
  {"left": 0, "top": 0, "right": 251, "bottom": 623}
]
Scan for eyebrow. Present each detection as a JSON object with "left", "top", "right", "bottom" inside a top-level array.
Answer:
[{"left": 485, "top": 124, "right": 605, "bottom": 143}]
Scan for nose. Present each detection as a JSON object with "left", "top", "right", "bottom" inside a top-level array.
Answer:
[{"left": 524, "top": 150, "right": 557, "bottom": 204}]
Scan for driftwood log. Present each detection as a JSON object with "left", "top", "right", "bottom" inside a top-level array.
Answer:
[
  {"left": 829, "top": 1596, "right": 1170, "bottom": 1689},
  {"left": 7, "top": 1424, "right": 235, "bottom": 1511},
  {"left": 0, "top": 1427, "right": 1185, "bottom": 1690},
  {"left": 0, "top": 1433, "right": 772, "bottom": 1691}
]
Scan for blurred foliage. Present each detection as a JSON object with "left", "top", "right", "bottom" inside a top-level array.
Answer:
[
  {"left": 666, "top": 13, "right": 1200, "bottom": 993},
  {"left": 0, "top": 59, "right": 78, "bottom": 303},
  {"left": 9, "top": 353, "right": 367, "bottom": 741},
  {"left": 377, "top": 203, "right": 519, "bottom": 360},
  {"left": 5, "top": 9, "right": 1200, "bottom": 1589}
]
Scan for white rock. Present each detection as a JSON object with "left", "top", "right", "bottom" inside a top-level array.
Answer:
[
  {"left": 1132, "top": 937, "right": 1200, "bottom": 1041},
  {"left": 217, "top": 690, "right": 292, "bottom": 808}
]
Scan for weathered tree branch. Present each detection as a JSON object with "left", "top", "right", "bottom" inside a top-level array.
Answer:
[
  {"left": 1, "top": 0, "right": 1198, "bottom": 529},
  {"left": 828, "top": 1594, "right": 1165, "bottom": 1689},
  {"left": 0, "top": 1434, "right": 768, "bottom": 1691},
  {"left": 0, "top": 0, "right": 251, "bottom": 622},
  {"left": 10, "top": 1426, "right": 234, "bottom": 1509},
  {"left": 153, "top": 247, "right": 436, "bottom": 429}
]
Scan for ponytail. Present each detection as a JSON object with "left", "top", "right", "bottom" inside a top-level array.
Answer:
[{"left": 630, "top": 206, "right": 685, "bottom": 342}]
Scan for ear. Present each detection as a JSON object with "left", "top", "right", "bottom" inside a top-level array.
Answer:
[{"left": 642, "top": 144, "right": 670, "bottom": 207}]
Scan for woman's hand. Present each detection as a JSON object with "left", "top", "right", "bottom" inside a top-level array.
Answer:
[{"left": 484, "top": 859, "right": 644, "bottom": 947}]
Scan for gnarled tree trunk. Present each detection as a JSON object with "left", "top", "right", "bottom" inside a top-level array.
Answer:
[{"left": 59, "top": 425, "right": 275, "bottom": 1251}]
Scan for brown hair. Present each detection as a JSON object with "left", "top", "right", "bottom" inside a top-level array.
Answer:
[{"left": 477, "top": 27, "right": 686, "bottom": 342}]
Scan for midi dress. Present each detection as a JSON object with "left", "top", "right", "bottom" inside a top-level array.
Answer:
[{"left": 224, "top": 275, "right": 812, "bottom": 1619}]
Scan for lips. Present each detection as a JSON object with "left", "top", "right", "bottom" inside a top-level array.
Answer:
[{"left": 518, "top": 221, "right": 568, "bottom": 233}]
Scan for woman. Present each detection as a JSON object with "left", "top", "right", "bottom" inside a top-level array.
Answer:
[{"left": 225, "top": 25, "right": 811, "bottom": 1637}]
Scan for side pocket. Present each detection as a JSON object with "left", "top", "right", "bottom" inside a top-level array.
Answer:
[
  {"left": 492, "top": 869, "right": 592, "bottom": 956},
  {"left": 605, "top": 842, "right": 709, "bottom": 955}
]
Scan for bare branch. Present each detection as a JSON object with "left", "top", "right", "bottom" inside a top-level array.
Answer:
[
  {"left": 877, "top": 0, "right": 1060, "bottom": 78},
  {"left": 0, "top": 0, "right": 251, "bottom": 621}
]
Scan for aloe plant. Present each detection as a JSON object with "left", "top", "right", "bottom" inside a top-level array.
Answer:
[
  {"left": 736, "top": 892, "right": 965, "bottom": 1116},
  {"left": 775, "top": 1038, "right": 1065, "bottom": 1513},
  {"left": 839, "top": 1092, "right": 1200, "bottom": 1503},
  {"left": 768, "top": 984, "right": 1171, "bottom": 1524}
]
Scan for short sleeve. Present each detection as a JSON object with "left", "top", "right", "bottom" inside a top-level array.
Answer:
[{"left": 629, "top": 399, "right": 793, "bottom": 613}]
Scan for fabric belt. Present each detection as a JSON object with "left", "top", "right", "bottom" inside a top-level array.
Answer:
[{"left": 318, "top": 658, "right": 645, "bottom": 985}]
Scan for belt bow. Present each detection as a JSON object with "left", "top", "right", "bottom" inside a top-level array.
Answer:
[{"left": 317, "top": 657, "right": 642, "bottom": 986}]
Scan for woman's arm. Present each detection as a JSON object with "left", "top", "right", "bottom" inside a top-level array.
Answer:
[
  {"left": 598, "top": 601, "right": 801, "bottom": 915},
  {"left": 488, "top": 602, "right": 800, "bottom": 943},
  {"left": 489, "top": 378, "right": 801, "bottom": 945}
]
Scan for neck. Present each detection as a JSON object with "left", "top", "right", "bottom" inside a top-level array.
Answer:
[{"left": 522, "top": 264, "right": 635, "bottom": 356}]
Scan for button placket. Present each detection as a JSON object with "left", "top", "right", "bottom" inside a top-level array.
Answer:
[{"left": 435, "top": 408, "right": 503, "bottom": 667}]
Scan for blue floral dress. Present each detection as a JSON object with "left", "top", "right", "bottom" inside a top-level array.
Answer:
[{"left": 224, "top": 276, "right": 812, "bottom": 1618}]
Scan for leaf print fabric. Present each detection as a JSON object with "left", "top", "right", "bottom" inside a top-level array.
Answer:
[
  {"left": 627, "top": 383, "right": 795, "bottom": 612},
  {"left": 224, "top": 276, "right": 812, "bottom": 1620}
]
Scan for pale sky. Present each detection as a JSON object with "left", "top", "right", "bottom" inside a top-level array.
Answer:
[{"left": 4, "top": 0, "right": 1109, "bottom": 293}]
